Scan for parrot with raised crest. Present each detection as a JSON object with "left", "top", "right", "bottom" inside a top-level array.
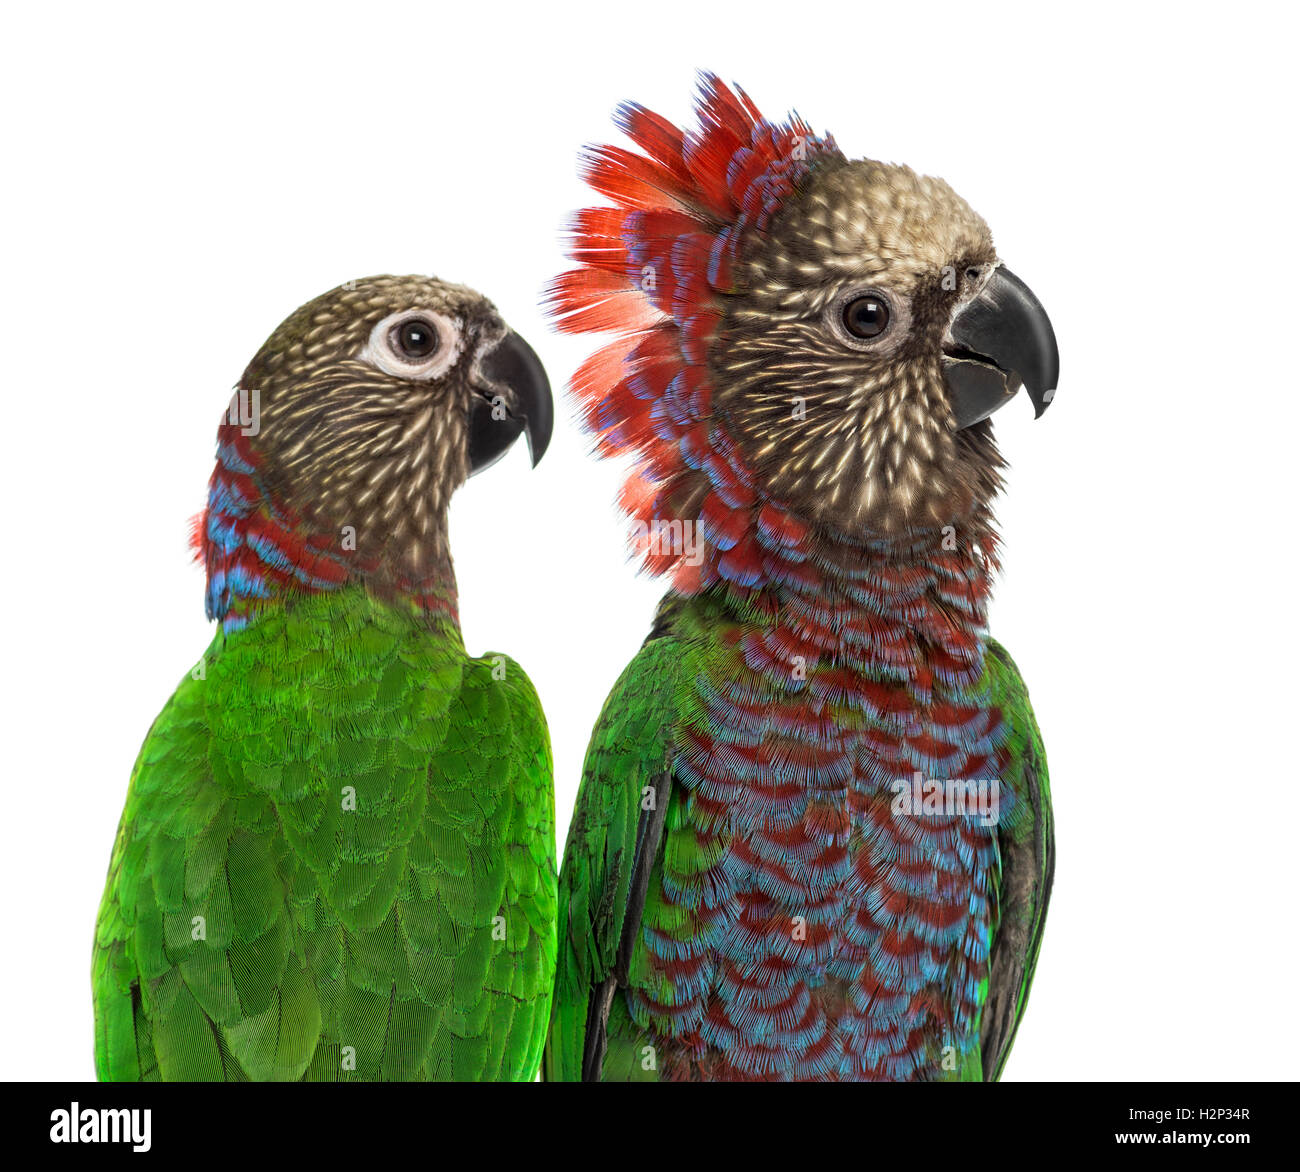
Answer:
[
  {"left": 93, "top": 275, "right": 557, "bottom": 1081},
  {"left": 546, "top": 76, "right": 1058, "bottom": 1082}
]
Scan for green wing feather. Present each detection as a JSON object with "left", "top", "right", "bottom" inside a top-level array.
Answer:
[
  {"left": 543, "top": 631, "right": 685, "bottom": 1082},
  {"left": 979, "top": 638, "right": 1055, "bottom": 1081},
  {"left": 93, "top": 587, "right": 555, "bottom": 1081}
]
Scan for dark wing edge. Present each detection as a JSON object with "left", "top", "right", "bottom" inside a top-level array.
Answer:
[
  {"left": 980, "top": 638, "right": 1055, "bottom": 1081},
  {"left": 580, "top": 765, "right": 672, "bottom": 1081},
  {"left": 543, "top": 629, "right": 683, "bottom": 1082}
]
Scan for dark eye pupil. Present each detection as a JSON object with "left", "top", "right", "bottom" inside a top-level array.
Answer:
[
  {"left": 843, "top": 296, "right": 890, "bottom": 339},
  {"left": 394, "top": 319, "right": 438, "bottom": 359}
]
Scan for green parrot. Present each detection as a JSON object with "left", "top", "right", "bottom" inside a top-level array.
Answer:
[{"left": 93, "top": 275, "right": 557, "bottom": 1081}]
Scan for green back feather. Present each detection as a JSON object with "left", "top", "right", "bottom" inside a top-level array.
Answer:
[{"left": 93, "top": 585, "right": 555, "bottom": 1081}]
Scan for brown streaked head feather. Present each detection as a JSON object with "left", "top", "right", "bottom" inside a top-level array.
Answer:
[
  {"left": 716, "top": 157, "right": 1003, "bottom": 535},
  {"left": 237, "top": 275, "right": 508, "bottom": 577}
]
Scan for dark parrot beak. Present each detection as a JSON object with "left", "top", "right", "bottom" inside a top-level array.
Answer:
[
  {"left": 468, "top": 330, "right": 554, "bottom": 474},
  {"left": 941, "top": 265, "right": 1060, "bottom": 429}
]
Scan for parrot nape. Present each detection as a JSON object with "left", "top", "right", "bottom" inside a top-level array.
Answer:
[
  {"left": 93, "top": 275, "right": 557, "bottom": 1081},
  {"left": 546, "top": 76, "right": 1059, "bottom": 1082}
]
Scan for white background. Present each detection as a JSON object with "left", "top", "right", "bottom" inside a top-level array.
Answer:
[{"left": 2, "top": 0, "right": 1295, "bottom": 1081}]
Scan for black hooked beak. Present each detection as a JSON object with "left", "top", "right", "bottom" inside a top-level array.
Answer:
[
  {"left": 468, "top": 330, "right": 554, "bottom": 474},
  {"left": 941, "top": 265, "right": 1060, "bottom": 429}
]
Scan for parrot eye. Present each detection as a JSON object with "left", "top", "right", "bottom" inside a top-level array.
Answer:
[
  {"left": 842, "top": 295, "right": 890, "bottom": 339},
  {"left": 393, "top": 318, "right": 438, "bottom": 359},
  {"left": 362, "top": 309, "right": 462, "bottom": 380},
  {"left": 827, "top": 288, "right": 906, "bottom": 352}
]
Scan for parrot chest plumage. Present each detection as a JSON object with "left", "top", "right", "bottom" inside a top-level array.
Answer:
[
  {"left": 622, "top": 540, "right": 1009, "bottom": 1081},
  {"left": 94, "top": 586, "right": 555, "bottom": 1081}
]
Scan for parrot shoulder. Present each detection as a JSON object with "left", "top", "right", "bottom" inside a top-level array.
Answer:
[
  {"left": 453, "top": 649, "right": 557, "bottom": 1077},
  {"left": 458, "top": 650, "right": 554, "bottom": 859}
]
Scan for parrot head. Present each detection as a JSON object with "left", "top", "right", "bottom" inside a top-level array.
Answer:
[
  {"left": 199, "top": 275, "right": 552, "bottom": 625},
  {"left": 230, "top": 274, "right": 552, "bottom": 573},
  {"left": 551, "top": 75, "right": 1059, "bottom": 585},
  {"left": 718, "top": 159, "right": 1058, "bottom": 534}
]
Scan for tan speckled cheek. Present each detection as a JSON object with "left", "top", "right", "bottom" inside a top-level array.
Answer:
[{"left": 712, "top": 157, "right": 1000, "bottom": 535}]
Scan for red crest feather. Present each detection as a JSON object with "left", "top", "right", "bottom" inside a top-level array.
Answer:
[{"left": 547, "top": 73, "right": 839, "bottom": 591}]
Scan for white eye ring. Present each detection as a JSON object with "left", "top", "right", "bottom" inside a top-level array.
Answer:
[{"left": 359, "top": 309, "right": 462, "bottom": 380}]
